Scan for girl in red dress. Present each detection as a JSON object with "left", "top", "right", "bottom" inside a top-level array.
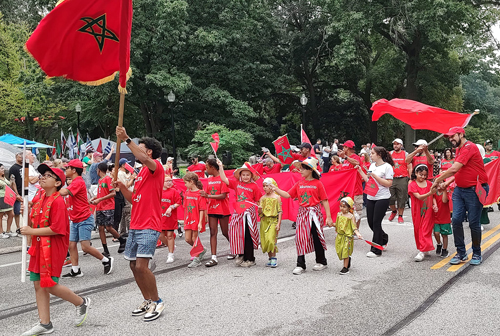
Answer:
[{"left": 159, "top": 175, "right": 181, "bottom": 263}]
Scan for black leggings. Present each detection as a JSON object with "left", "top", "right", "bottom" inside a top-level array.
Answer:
[
  {"left": 366, "top": 198, "right": 390, "bottom": 255},
  {"left": 243, "top": 222, "right": 255, "bottom": 262},
  {"left": 297, "top": 224, "right": 327, "bottom": 269}
]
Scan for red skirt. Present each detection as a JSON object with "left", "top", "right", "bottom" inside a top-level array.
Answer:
[
  {"left": 229, "top": 206, "right": 259, "bottom": 255},
  {"left": 295, "top": 204, "right": 327, "bottom": 255}
]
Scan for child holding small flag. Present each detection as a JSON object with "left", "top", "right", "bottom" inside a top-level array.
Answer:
[
  {"left": 159, "top": 175, "right": 181, "bottom": 263},
  {"left": 182, "top": 172, "right": 207, "bottom": 267},
  {"left": 258, "top": 178, "right": 282, "bottom": 267}
]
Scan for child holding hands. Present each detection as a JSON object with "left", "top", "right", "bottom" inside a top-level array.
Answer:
[
  {"left": 433, "top": 181, "right": 451, "bottom": 257},
  {"left": 258, "top": 178, "right": 282, "bottom": 268}
]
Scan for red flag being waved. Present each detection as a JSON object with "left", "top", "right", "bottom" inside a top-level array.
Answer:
[
  {"left": 371, "top": 99, "right": 475, "bottom": 134},
  {"left": 25, "top": 0, "right": 132, "bottom": 91},
  {"left": 484, "top": 159, "right": 500, "bottom": 207},
  {"left": 273, "top": 135, "right": 294, "bottom": 165},
  {"left": 300, "top": 124, "right": 312, "bottom": 145},
  {"left": 210, "top": 133, "right": 220, "bottom": 154}
]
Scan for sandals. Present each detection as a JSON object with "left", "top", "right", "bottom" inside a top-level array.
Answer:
[{"left": 205, "top": 259, "right": 218, "bottom": 267}]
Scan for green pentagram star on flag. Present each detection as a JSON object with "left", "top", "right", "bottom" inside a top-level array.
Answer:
[{"left": 278, "top": 147, "right": 292, "bottom": 161}]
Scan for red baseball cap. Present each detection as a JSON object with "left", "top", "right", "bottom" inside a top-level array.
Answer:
[
  {"left": 342, "top": 140, "right": 355, "bottom": 149},
  {"left": 445, "top": 127, "right": 465, "bottom": 137},
  {"left": 64, "top": 159, "right": 84, "bottom": 169},
  {"left": 37, "top": 164, "right": 66, "bottom": 183}
]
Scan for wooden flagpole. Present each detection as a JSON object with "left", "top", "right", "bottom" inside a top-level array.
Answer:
[{"left": 113, "top": 92, "right": 125, "bottom": 181}]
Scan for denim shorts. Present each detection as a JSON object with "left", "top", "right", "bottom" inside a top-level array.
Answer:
[
  {"left": 69, "top": 214, "right": 95, "bottom": 242},
  {"left": 124, "top": 229, "right": 160, "bottom": 260},
  {"left": 13, "top": 200, "right": 21, "bottom": 215}
]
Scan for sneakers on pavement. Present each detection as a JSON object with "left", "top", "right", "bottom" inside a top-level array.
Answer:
[
  {"left": 450, "top": 254, "right": 468, "bottom": 265},
  {"left": 291, "top": 222, "right": 296, "bottom": 229},
  {"left": 436, "top": 244, "right": 442, "bottom": 255},
  {"left": 187, "top": 258, "right": 202, "bottom": 268},
  {"left": 440, "top": 249, "right": 449, "bottom": 258},
  {"left": 63, "top": 258, "right": 72, "bottom": 268},
  {"left": 470, "top": 254, "right": 482, "bottom": 266},
  {"left": 102, "top": 251, "right": 110, "bottom": 259},
  {"left": 339, "top": 267, "right": 349, "bottom": 275},
  {"left": 269, "top": 257, "right": 277, "bottom": 268},
  {"left": 132, "top": 300, "right": 151, "bottom": 316},
  {"left": 21, "top": 322, "right": 54, "bottom": 336},
  {"left": 227, "top": 254, "right": 236, "bottom": 260},
  {"left": 388, "top": 211, "right": 397, "bottom": 221},
  {"left": 62, "top": 269, "right": 83, "bottom": 278},
  {"left": 414, "top": 251, "right": 425, "bottom": 262},
  {"left": 198, "top": 248, "right": 207, "bottom": 261},
  {"left": 118, "top": 237, "right": 127, "bottom": 254},
  {"left": 240, "top": 260, "right": 256, "bottom": 268},
  {"left": 1, "top": 232, "right": 9, "bottom": 239},
  {"left": 234, "top": 256, "right": 244, "bottom": 266},
  {"left": 103, "top": 257, "right": 114, "bottom": 275},
  {"left": 166, "top": 253, "right": 175, "bottom": 264},
  {"left": 312, "top": 263, "right": 327, "bottom": 271},
  {"left": 75, "top": 297, "right": 91, "bottom": 326},
  {"left": 144, "top": 300, "right": 165, "bottom": 322},
  {"left": 397, "top": 216, "right": 405, "bottom": 224},
  {"left": 7, "top": 231, "right": 18, "bottom": 237},
  {"left": 292, "top": 266, "right": 305, "bottom": 275},
  {"left": 366, "top": 251, "right": 380, "bottom": 258}
]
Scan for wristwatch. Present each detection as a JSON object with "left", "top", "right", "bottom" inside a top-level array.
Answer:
[{"left": 125, "top": 138, "right": 132, "bottom": 145}]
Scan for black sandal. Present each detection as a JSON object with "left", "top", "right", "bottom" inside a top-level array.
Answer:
[{"left": 205, "top": 259, "right": 218, "bottom": 267}]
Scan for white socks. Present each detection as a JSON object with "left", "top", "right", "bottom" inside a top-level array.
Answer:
[
  {"left": 101, "top": 256, "right": 109, "bottom": 263},
  {"left": 72, "top": 266, "right": 80, "bottom": 273}
]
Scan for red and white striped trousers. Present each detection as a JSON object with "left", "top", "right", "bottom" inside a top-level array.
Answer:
[
  {"left": 229, "top": 206, "right": 259, "bottom": 255},
  {"left": 295, "top": 204, "right": 327, "bottom": 255}
]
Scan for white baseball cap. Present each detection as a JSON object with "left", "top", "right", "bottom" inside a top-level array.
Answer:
[
  {"left": 393, "top": 138, "right": 403, "bottom": 145},
  {"left": 412, "top": 139, "right": 428, "bottom": 146}
]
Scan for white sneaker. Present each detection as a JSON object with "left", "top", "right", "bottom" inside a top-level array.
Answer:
[
  {"left": 312, "top": 263, "right": 327, "bottom": 271},
  {"left": 481, "top": 225, "right": 484, "bottom": 231},
  {"left": 234, "top": 256, "right": 244, "bottom": 266},
  {"left": 414, "top": 251, "right": 425, "bottom": 262},
  {"left": 293, "top": 266, "right": 305, "bottom": 275},
  {"left": 8, "top": 231, "right": 17, "bottom": 237},
  {"left": 144, "top": 300, "right": 165, "bottom": 322},
  {"left": 21, "top": 322, "right": 54, "bottom": 336},
  {"left": 166, "top": 253, "right": 174, "bottom": 264},
  {"left": 1, "top": 232, "right": 9, "bottom": 239},
  {"left": 366, "top": 251, "right": 380, "bottom": 258}
]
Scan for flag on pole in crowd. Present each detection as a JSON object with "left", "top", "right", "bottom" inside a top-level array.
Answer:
[
  {"left": 85, "top": 134, "right": 94, "bottom": 152},
  {"left": 60, "top": 130, "right": 66, "bottom": 154},
  {"left": 96, "top": 139, "right": 103, "bottom": 153},
  {"left": 45, "top": 152, "right": 50, "bottom": 161},
  {"left": 67, "top": 130, "right": 75, "bottom": 159},
  {"left": 31, "top": 147, "right": 39, "bottom": 156},
  {"left": 210, "top": 133, "right": 220, "bottom": 155},
  {"left": 371, "top": 99, "right": 477, "bottom": 134},
  {"left": 272, "top": 135, "right": 294, "bottom": 165},
  {"left": 103, "top": 138, "right": 112, "bottom": 154},
  {"left": 51, "top": 140, "right": 56, "bottom": 158},
  {"left": 300, "top": 124, "right": 312, "bottom": 145},
  {"left": 56, "top": 140, "right": 61, "bottom": 157},
  {"left": 24, "top": 0, "right": 133, "bottom": 93},
  {"left": 124, "top": 162, "right": 135, "bottom": 174},
  {"left": 76, "top": 130, "right": 84, "bottom": 156}
]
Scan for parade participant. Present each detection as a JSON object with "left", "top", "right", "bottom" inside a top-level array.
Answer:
[
  {"left": 433, "top": 182, "right": 451, "bottom": 258},
  {"left": 0, "top": 163, "right": 15, "bottom": 239},
  {"left": 328, "top": 155, "right": 341, "bottom": 172},
  {"left": 408, "top": 165, "right": 436, "bottom": 262},
  {"left": 20, "top": 164, "right": 90, "bottom": 336},
  {"left": 159, "top": 175, "right": 181, "bottom": 263},
  {"left": 258, "top": 178, "right": 282, "bottom": 268},
  {"left": 331, "top": 197, "right": 363, "bottom": 274},
  {"left": 7, "top": 152, "right": 24, "bottom": 237},
  {"left": 432, "top": 127, "right": 488, "bottom": 265},
  {"left": 389, "top": 138, "right": 410, "bottom": 224},
  {"left": 82, "top": 149, "right": 93, "bottom": 172},
  {"left": 357, "top": 146, "right": 394, "bottom": 257},
  {"left": 182, "top": 172, "right": 207, "bottom": 267},
  {"left": 115, "top": 127, "right": 165, "bottom": 321},
  {"left": 60, "top": 159, "right": 113, "bottom": 278},
  {"left": 200, "top": 159, "right": 231, "bottom": 267},
  {"left": 272, "top": 158, "right": 333, "bottom": 275},
  {"left": 339, "top": 140, "right": 363, "bottom": 228},
  {"left": 406, "top": 139, "right": 435, "bottom": 180},
  {"left": 187, "top": 155, "right": 206, "bottom": 178},
  {"left": 219, "top": 161, "right": 262, "bottom": 268},
  {"left": 262, "top": 157, "right": 282, "bottom": 174},
  {"left": 484, "top": 140, "right": 500, "bottom": 160},
  {"left": 440, "top": 148, "right": 454, "bottom": 173},
  {"left": 90, "top": 162, "right": 126, "bottom": 257},
  {"left": 89, "top": 149, "right": 114, "bottom": 198},
  {"left": 117, "top": 158, "right": 135, "bottom": 237}
]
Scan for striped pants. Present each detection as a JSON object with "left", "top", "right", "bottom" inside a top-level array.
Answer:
[
  {"left": 229, "top": 207, "right": 259, "bottom": 257},
  {"left": 296, "top": 205, "right": 327, "bottom": 268}
]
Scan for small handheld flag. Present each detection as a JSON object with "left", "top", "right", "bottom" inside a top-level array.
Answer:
[
  {"left": 363, "top": 177, "right": 379, "bottom": 197},
  {"left": 272, "top": 135, "right": 294, "bottom": 165},
  {"left": 190, "top": 237, "right": 204, "bottom": 257},
  {"left": 363, "top": 239, "right": 384, "bottom": 251},
  {"left": 476, "top": 177, "right": 487, "bottom": 205},
  {"left": 3, "top": 185, "right": 16, "bottom": 206},
  {"left": 210, "top": 133, "right": 220, "bottom": 157}
]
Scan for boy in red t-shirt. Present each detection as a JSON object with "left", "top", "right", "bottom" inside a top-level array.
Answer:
[
  {"left": 90, "top": 162, "right": 126, "bottom": 258},
  {"left": 433, "top": 182, "right": 451, "bottom": 258},
  {"left": 159, "top": 175, "right": 181, "bottom": 263},
  {"left": 20, "top": 164, "right": 90, "bottom": 335},
  {"left": 187, "top": 156, "right": 206, "bottom": 178}
]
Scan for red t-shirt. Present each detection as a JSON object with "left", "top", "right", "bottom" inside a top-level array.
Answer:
[
  {"left": 263, "top": 163, "right": 281, "bottom": 174},
  {"left": 408, "top": 180, "right": 434, "bottom": 229},
  {"left": 434, "top": 191, "right": 450, "bottom": 224},
  {"left": 130, "top": 160, "right": 165, "bottom": 232},
  {"left": 454, "top": 141, "right": 488, "bottom": 188},
  {"left": 485, "top": 150, "right": 500, "bottom": 160},
  {"left": 205, "top": 176, "right": 230, "bottom": 215},
  {"left": 187, "top": 163, "right": 206, "bottom": 178},
  {"left": 228, "top": 179, "right": 262, "bottom": 214},
  {"left": 440, "top": 159, "right": 454, "bottom": 172},
  {"left": 412, "top": 155, "right": 434, "bottom": 180},
  {"left": 96, "top": 175, "right": 115, "bottom": 211},
  {"left": 291, "top": 153, "right": 322, "bottom": 172},
  {"left": 288, "top": 179, "right": 328, "bottom": 207},
  {"left": 66, "top": 176, "right": 92, "bottom": 223},
  {"left": 329, "top": 165, "right": 341, "bottom": 172},
  {"left": 340, "top": 154, "right": 363, "bottom": 195},
  {"left": 161, "top": 187, "right": 181, "bottom": 226},
  {"left": 391, "top": 150, "right": 409, "bottom": 177},
  {"left": 183, "top": 189, "right": 207, "bottom": 227},
  {"left": 29, "top": 195, "right": 69, "bottom": 278}
]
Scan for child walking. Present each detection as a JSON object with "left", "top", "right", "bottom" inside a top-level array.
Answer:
[
  {"left": 219, "top": 160, "right": 262, "bottom": 268},
  {"left": 20, "top": 164, "right": 90, "bottom": 336},
  {"left": 258, "top": 178, "right": 282, "bottom": 268},
  {"left": 433, "top": 181, "right": 451, "bottom": 257},
  {"left": 160, "top": 175, "right": 181, "bottom": 263},
  {"left": 408, "top": 164, "right": 436, "bottom": 262},
  {"left": 273, "top": 158, "right": 334, "bottom": 275},
  {"left": 182, "top": 172, "right": 207, "bottom": 267},
  {"left": 332, "top": 197, "right": 363, "bottom": 274}
]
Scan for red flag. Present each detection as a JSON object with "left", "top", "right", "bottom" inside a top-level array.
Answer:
[
  {"left": 371, "top": 99, "right": 475, "bottom": 134},
  {"left": 363, "top": 177, "right": 379, "bottom": 197},
  {"left": 272, "top": 135, "right": 294, "bottom": 165},
  {"left": 3, "top": 185, "right": 16, "bottom": 206},
  {"left": 363, "top": 239, "right": 385, "bottom": 250},
  {"left": 210, "top": 133, "right": 220, "bottom": 153},
  {"left": 484, "top": 159, "right": 500, "bottom": 206},
  {"left": 25, "top": 0, "right": 132, "bottom": 91},
  {"left": 96, "top": 139, "right": 103, "bottom": 153},
  {"left": 301, "top": 125, "right": 311, "bottom": 145},
  {"left": 51, "top": 140, "right": 56, "bottom": 158},
  {"left": 190, "top": 237, "right": 204, "bottom": 257},
  {"left": 124, "top": 162, "right": 134, "bottom": 174}
]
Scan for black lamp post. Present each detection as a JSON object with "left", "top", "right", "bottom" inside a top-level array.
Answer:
[
  {"left": 300, "top": 93, "right": 308, "bottom": 128},
  {"left": 167, "top": 91, "right": 176, "bottom": 168},
  {"left": 75, "top": 103, "right": 81, "bottom": 132}
]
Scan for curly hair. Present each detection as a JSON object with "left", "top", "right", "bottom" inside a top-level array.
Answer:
[{"left": 139, "top": 137, "right": 162, "bottom": 159}]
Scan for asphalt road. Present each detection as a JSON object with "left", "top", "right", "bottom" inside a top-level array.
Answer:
[{"left": 1, "top": 209, "right": 500, "bottom": 336}]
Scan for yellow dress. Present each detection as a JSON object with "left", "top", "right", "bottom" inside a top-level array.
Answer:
[
  {"left": 259, "top": 197, "right": 281, "bottom": 253},
  {"left": 335, "top": 213, "right": 357, "bottom": 260}
]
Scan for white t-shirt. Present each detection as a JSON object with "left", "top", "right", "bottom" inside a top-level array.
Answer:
[
  {"left": 322, "top": 147, "right": 330, "bottom": 158},
  {"left": 27, "top": 165, "right": 39, "bottom": 201},
  {"left": 367, "top": 162, "right": 394, "bottom": 201},
  {"left": 331, "top": 144, "right": 338, "bottom": 153}
]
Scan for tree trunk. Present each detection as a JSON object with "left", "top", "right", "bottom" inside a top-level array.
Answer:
[{"left": 140, "top": 103, "right": 153, "bottom": 137}]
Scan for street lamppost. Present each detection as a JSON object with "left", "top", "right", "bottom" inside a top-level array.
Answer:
[
  {"left": 167, "top": 91, "right": 176, "bottom": 168},
  {"left": 300, "top": 93, "right": 308, "bottom": 128},
  {"left": 75, "top": 103, "right": 81, "bottom": 132}
]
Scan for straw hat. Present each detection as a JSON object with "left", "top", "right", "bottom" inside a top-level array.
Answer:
[
  {"left": 292, "top": 158, "right": 321, "bottom": 179},
  {"left": 233, "top": 162, "right": 260, "bottom": 181}
]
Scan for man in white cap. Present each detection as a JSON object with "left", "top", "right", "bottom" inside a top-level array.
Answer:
[
  {"left": 388, "top": 138, "right": 410, "bottom": 224},
  {"left": 405, "top": 139, "right": 435, "bottom": 180}
]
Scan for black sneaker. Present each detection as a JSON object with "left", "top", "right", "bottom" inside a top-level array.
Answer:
[
  {"left": 102, "top": 251, "right": 110, "bottom": 258},
  {"left": 436, "top": 244, "right": 442, "bottom": 255},
  {"left": 177, "top": 227, "right": 183, "bottom": 238},
  {"left": 103, "top": 257, "right": 114, "bottom": 275},
  {"left": 441, "top": 249, "right": 449, "bottom": 258},
  {"left": 62, "top": 269, "right": 83, "bottom": 278},
  {"left": 118, "top": 237, "right": 126, "bottom": 254},
  {"left": 339, "top": 267, "right": 349, "bottom": 275},
  {"left": 292, "top": 222, "right": 296, "bottom": 229},
  {"left": 488, "top": 206, "right": 494, "bottom": 213}
]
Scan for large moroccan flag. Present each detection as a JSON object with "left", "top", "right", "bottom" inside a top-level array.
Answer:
[
  {"left": 484, "top": 158, "right": 500, "bottom": 207},
  {"left": 25, "top": 0, "right": 133, "bottom": 91},
  {"left": 273, "top": 135, "right": 294, "bottom": 165}
]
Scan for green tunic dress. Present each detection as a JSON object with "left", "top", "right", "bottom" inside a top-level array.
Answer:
[
  {"left": 335, "top": 213, "right": 357, "bottom": 260},
  {"left": 259, "top": 197, "right": 281, "bottom": 253}
]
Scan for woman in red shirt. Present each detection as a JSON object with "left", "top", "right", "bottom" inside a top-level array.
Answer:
[
  {"left": 440, "top": 148, "right": 454, "bottom": 173},
  {"left": 328, "top": 155, "right": 342, "bottom": 172}
]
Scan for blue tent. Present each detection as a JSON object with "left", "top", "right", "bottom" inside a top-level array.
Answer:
[{"left": 0, "top": 134, "right": 54, "bottom": 148}]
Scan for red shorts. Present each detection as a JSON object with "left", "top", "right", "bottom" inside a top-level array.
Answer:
[{"left": 161, "top": 217, "right": 178, "bottom": 231}]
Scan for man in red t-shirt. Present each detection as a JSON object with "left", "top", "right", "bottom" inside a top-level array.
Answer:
[
  {"left": 432, "top": 127, "right": 488, "bottom": 266},
  {"left": 60, "top": 159, "right": 113, "bottom": 279},
  {"left": 90, "top": 162, "right": 126, "bottom": 258},
  {"left": 187, "top": 156, "right": 206, "bottom": 178},
  {"left": 263, "top": 157, "right": 281, "bottom": 174},
  {"left": 389, "top": 138, "right": 411, "bottom": 224},
  {"left": 406, "top": 139, "right": 435, "bottom": 180},
  {"left": 266, "top": 142, "right": 321, "bottom": 174},
  {"left": 339, "top": 140, "right": 363, "bottom": 227},
  {"left": 484, "top": 140, "right": 500, "bottom": 160},
  {"left": 115, "top": 126, "right": 165, "bottom": 322}
]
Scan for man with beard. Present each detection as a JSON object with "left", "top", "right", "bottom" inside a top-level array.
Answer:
[{"left": 406, "top": 139, "right": 435, "bottom": 180}]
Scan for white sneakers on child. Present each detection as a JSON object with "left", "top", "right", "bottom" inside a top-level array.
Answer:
[
  {"left": 293, "top": 267, "right": 305, "bottom": 275},
  {"left": 166, "top": 253, "right": 174, "bottom": 264},
  {"left": 414, "top": 251, "right": 425, "bottom": 262}
]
